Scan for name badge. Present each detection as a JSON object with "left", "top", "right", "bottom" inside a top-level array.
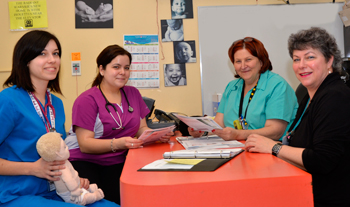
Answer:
[{"left": 48, "top": 181, "right": 56, "bottom": 192}]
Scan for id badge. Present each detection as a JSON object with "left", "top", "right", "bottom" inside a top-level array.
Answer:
[
  {"left": 233, "top": 120, "right": 243, "bottom": 130},
  {"left": 240, "top": 118, "right": 249, "bottom": 130},
  {"left": 282, "top": 131, "right": 293, "bottom": 145},
  {"left": 48, "top": 181, "right": 56, "bottom": 191}
]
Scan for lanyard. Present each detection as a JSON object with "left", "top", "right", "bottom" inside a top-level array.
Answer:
[
  {"left": 283, "top": 98, "right": 310, "bottom": 144},
  {"left": 28, "top": 89, "right": 56, "bottom": 133},
  {"left": 238, "top": 80, "right": 258, "bottom": 121}
]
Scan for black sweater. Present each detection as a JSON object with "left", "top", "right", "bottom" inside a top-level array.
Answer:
[{"left": 290, "top": 73, "right": 350, "bottom": 207}]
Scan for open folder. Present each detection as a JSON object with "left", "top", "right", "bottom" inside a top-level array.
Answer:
[{"left": 138, "top": 149, "right": 244, "bottom": 172}]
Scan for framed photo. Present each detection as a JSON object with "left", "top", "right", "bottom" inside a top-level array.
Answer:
[
  {"left": 173, "top": 41, "right": 196, "bottom": 63},
  {"left": 75, "top": 0, "right": 113, "bottom": 29},
  {"left": 164, "top": 64, "right": 187, "bottom": 87}
]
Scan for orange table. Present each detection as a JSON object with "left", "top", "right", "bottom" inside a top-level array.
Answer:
[{"left": 120, "top": 138, "right": 313, "bottom": 207}]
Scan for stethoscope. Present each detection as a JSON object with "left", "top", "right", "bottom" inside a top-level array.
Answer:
[{"left": 99, "top": 86, "right": 133, "bottom": 130}]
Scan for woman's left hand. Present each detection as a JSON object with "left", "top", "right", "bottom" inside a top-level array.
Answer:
[
  {"left": 213, "top": 127, "right": 239, "bottom": 140},
  {"left": 80, "top": 177, "right": 90, "bottom": 190},
  {"left": 159, "top": 131, "right": 174, "bottom": 143},
  {"left": 245, "top": 134, "right": 277, "bottom": 154}
]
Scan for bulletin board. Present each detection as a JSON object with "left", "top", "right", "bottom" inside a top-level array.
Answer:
[{"left": 198, "top": 3, "right": 344, "bottom": 116}]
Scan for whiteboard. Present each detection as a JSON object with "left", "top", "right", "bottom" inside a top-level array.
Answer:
[{"left": 198, "top": 3, "right": 344, "bottom": 116}]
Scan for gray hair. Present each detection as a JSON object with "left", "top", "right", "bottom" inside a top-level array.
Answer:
[{"left": 288, "top": 27, "right": 342, "bottom": 74}]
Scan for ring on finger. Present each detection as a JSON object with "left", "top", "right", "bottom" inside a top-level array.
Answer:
[{"left": 131, "top": 143, "right": 134, "bottom": 147}]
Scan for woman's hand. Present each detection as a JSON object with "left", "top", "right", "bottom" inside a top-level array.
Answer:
[
  {"left": 213, "top": 127, "right": 240, "bottom": 140},
  {"left": 80, "top": 177, "right": 90, "bottom": 190},
  {"left": 245, "top": 134, "right": 277, "bottom": 154},
  {"left": 119, "top": 137, "right": 143, "bottom": 149},
  {"left": 32, "top": 158, "right": 65, "bottom": 181},
  {"left": 159, "top": 131, "right": 174, "bottom": 143},
  {"left": 188, "top": 127, "right": 204, "bottom": 137}
]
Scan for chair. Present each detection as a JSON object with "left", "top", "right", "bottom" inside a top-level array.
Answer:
[
  {"left": 142, "top": 96, "right": 155, "bottom": 123},
  {"left": 142, "top": 97, "right": 175, "bottom": 129},
  {"left": 295, "top": 83, "right": 308, "bottom": 105}
]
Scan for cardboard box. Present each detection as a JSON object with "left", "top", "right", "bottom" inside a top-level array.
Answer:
[{"left": 339, "top": 8, "right": 350, "bottom": 27}]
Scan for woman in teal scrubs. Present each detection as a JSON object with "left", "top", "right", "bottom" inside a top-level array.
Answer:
[{"left": 190, "top": 37, "right": 297, "bottom": 141}]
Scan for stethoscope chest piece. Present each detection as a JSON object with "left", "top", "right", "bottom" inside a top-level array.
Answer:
[{"left": 128, "top": 106, "right": 134, "bottom": 113}]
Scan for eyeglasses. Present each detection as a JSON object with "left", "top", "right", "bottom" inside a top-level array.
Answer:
[{"left": 232, "top": 37, "right": 254, "bottom": 45}]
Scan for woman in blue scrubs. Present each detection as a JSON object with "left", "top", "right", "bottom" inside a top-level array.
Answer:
[{"left": 0, "top": 30, "right": 118, "bottom": 207}]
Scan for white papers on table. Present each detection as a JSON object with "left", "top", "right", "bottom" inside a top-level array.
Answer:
[
  {"left": 163, "top": 148, "right": 243, "bottom": 159},
  {"left": 176, "top": 135, "right": 245, "bottom": 150},
  {"left": 139, "top": 125, "right": 176, "bottom": 145},
  {"left": 173, "top": 114, "right": 222, "bottom": 131},
  {"left": 141, "top": 159, "right": 198, "bottom": 170}
]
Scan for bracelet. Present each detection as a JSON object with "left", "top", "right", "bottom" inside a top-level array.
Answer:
[{"left": 111, "top": 138, "right": 117, "bottom": 152}]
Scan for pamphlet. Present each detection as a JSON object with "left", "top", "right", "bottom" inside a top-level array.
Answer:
[
  {"left": 176, "top": 135, "right": 245, "bottom": 150},
  {"left": 173, "top": 114, "right": 222, "bottom": 131},
  {"left": 139, "top": 125, "right": 176, "bottom": 145}
]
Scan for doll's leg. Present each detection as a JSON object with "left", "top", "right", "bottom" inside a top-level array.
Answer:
[
  {"left": 81, "top": 188, "right": 104, "bottom": 205},
  {"left": 88, "top": 183, "right": 98, "bottom": 192}
]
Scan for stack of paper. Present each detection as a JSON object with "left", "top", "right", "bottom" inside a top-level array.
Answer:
[
  {"left": 176, "top": 135, "right": 245, "bottom": 150},
  {"left": 138, "top": 125, "right": 176, "bottom": 145}
]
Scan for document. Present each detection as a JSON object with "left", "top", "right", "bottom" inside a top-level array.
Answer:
[
  {"left": 138, "top": 125, "right": 176, "bottom": 145},
  {"left": 173, "top": 114, "right": 222, "bottom": 131},
  {"left": 176, "top": 135, "right": 245, "bottom": 150},
  {"left": 140, "top": 159, "right": 200, "bottom": 170},
  {"left": 163, "top": 148, "right": 244, "bottom": 159}
]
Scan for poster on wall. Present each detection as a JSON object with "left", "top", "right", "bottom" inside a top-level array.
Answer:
[
  {"left": 75, "top": 0, "right": 113, "bottom": 29},
  {"left": 8, "top": 0, "right": 48, "bottom": 31},
  {"left": 161, "top": 19, "right": 184, "bottom": 42},
  {"left": 123, "top": 35, "right": 160, "bottom": 88},
  {"left": 170, "top": 0, "right": 193, "bottom": 19},
  {"left": 173, "top": 40, "right": 196, "bottom": 63},
  {"left": 164, "top": 63, "right": 187, "bottom": 87}
]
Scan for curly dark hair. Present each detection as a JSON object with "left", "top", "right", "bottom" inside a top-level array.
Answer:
[{"left": 288, "top": 27, "right": 342, "bottom": 74}]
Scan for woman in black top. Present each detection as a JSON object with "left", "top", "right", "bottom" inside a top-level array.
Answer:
[{"left": 245, "top": 27, "right": 350, "bottom": 207}]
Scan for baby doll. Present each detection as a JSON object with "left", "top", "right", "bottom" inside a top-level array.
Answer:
[{"left": 36, "top": 132, "right": 104, "bottom": 206}]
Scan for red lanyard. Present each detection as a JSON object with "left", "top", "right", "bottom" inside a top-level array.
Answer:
[{"left": 28, "top": 90, "right": 56, "bottom": 132}]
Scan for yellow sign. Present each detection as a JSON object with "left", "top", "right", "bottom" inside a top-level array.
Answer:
[
  {"left": 8, "top": 0, "right": 48, "bottom": 31},
  {"left": 71, "top": 52, "right": 81, "bottom": 61}
]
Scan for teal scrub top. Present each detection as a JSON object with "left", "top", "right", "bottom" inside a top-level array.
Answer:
[{"left": 217, "top": 70, "right": 298, "bottom": 137}]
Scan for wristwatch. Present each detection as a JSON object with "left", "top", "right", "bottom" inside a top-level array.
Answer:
[{"left": 272, "top": 143, "right": 283, "bottom": 156}]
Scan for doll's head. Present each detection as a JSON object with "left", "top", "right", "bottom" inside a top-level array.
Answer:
[{"left": 37, "top": 132, "right": 70, "bottom": 162}]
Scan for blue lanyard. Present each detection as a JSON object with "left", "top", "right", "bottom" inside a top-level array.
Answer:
[{"left": 284, "top": 98, "right": 309, "bottom": 143}]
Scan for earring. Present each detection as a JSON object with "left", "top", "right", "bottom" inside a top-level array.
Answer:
[{"left": 329, "top": 71, "right": 331, "bottom": 74}]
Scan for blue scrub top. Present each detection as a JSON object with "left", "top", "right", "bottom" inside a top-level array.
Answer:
[
  {"left": 0, "top": 86, "right": 66, "bottom": 203},
  {"left": 217, "top": 70, "right": 298, "bottom": 137}
]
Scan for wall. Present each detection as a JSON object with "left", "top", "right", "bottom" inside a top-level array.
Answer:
[{"left": 0, "top": 0, "right": 343, "bottom": 131}]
